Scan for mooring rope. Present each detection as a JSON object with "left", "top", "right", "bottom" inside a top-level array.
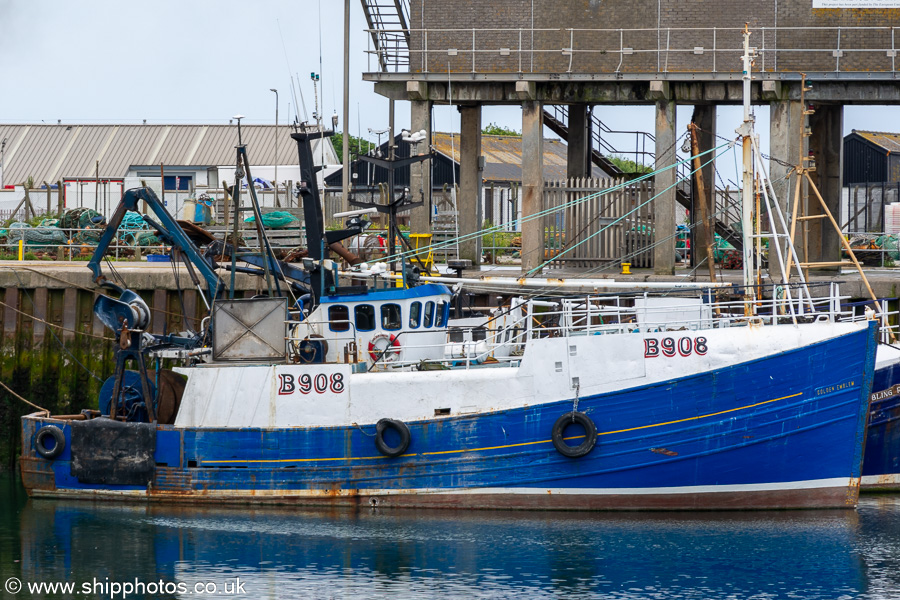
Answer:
[{"left": 0, "top": 380, "right": 49, "bottom": 416}]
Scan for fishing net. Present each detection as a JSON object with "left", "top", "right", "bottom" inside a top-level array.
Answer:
[
  {"left": 132, "top": 231, "right": 161, "bottom": 247},
  {"left": 876, "top": 235, "right": 900, "bottom": 261},
  {"left": 244, "top": 211, "right": 298, "bottom": 229},
  {"left": 60, "top": 208, "right": 106, "bottom": 245},
  {"left": 117, "top": 212, "right": 156, "bottom": 246},
  {"left": 6, "top": 223, "right": 68, "bottom": 249},
  {"left": 59, "top": 207, "right": 105, "bottom": 230}
]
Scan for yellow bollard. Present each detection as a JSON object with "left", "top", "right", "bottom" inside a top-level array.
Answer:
[
  {"left": 17, "top": 239, "right": 24, "bottom": 261},
  {"left": 621, "top": 262, "right": 631, "bottom": 275}
]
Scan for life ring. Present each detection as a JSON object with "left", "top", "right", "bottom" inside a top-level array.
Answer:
[
  {"left": 551, "top": 411, "right": 597, "bottom": 458},
  {"left": 34, "top": 425, "right": 66, "bottom": 460},
  {"left": 368, "top": 334, "right": 401, "bottom": 363},
  {"left": 375, "top": 418, "right": 411, "bottom": 457}
]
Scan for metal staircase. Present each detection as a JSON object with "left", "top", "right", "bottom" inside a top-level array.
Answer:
[
  {"left": 543, "top": 105, "right": 743, "bottom": 252},
  {"left": 360, "top": 0, "right": 411, "bottom": 72},
  {"left": 430, "top": 185, "right": 460, "bottom": 262}
]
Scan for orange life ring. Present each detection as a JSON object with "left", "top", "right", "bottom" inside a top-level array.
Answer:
[{"left": 368, "top": 333, "right": 401, "bottom": 362}]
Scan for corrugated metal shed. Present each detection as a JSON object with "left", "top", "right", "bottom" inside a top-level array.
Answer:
[
  {"left": 325, "top": 131, "right": 612, "bottom": 188},
  {"left": 432, "top": 133, "right": 609, "bottom": 182},
  {"left": 0, "top": 124, "right": 336, "bottom": 185},
  {"left": 844, "top": 130, "right": 900, "bottom": 185}
]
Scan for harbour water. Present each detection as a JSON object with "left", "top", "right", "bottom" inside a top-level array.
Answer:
[{"left": 4, "top": 473, "right": 900, "bottom": 599}]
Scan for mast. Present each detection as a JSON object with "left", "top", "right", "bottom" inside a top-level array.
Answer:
[{"left": 738, "top": 24, "right": 756, "bottom": 307}]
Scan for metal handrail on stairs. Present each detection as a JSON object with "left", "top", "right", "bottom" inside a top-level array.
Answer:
[{"left": 543, "top": 105, "right": 742, "bottom": 251}]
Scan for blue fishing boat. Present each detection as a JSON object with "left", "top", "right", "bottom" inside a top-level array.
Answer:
[
  {"left": 860, "top": 345, "right": 900, "bottom": 490},
  {"left": 17, "top": 30, "right": 880, "bottom": 510}
]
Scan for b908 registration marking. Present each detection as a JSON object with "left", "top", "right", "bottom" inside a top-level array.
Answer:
[{"left": 644, "top": 336, "right": 708, "bottom": 358}]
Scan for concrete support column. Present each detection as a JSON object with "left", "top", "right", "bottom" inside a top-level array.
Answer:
[
  {"left": 409, "top": 100, "right": 433, "bottom": 233},
  {"left": 566, "top": 104, "right": 591, "bottom": 179},
  {"left": 769, "top": 97, "right": 806, "bottom": 217},
  {"left": 770, "top": 96, "right": 807, "bottom": 268},
  {"left": 690, "top": 105, "right": 716, "bottom": 269},
  {"left": 522, "top": 100, "right": 544, "bottom": 274},
  {"left": 807, "top": 104, "right": 843, "bottom": 268},
  {"left": 654, "top": 98, "right": 677, "bottom": 275},
  {"left": 458, "top": 105, "right": 482, "bottom": 265}
]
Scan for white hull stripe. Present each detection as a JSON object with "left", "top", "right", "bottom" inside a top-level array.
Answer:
[{"left": 860, "top": 474, "right": 900, "bottom": 486}]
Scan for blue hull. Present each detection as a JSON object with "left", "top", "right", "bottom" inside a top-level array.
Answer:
[
  {"left": 21, "top": 322, "right": 878, "bottom": 510},
  {"left": 861, "top": 358, "right": 900, "bottom": 489}
]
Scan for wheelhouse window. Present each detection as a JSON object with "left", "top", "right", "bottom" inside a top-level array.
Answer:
[
  {"left": 328, "top": 305, "right": 350, "bottom": 332},
  {"left": 381, "top": 303, "right": 402, "bottom": 330},
  {"left": 409, "top": 301, "right": 422, "bottom": 328},
  {"left": 355, "top": 304, "right": 376, "bottom": 331},
  {"left": 424, "top": 301, "right": 435, "bottom": 328},
  {"left": 436, "top": 301, "right": 448, "bottom": 327}
]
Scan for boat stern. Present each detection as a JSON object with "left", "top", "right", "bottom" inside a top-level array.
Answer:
[{"left": 19, "top": 413, "right": 69, "bottom": 494}]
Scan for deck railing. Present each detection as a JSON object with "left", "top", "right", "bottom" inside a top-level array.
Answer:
[
  {"left": 283, "top": 282, "right": 873, "bottom": 371},
  {"left": 366, "top": 26, "right": 900, "bottom": 76}
]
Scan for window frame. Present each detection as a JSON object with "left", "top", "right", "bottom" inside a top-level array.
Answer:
[
  {"left": 354, "top": 304, "right": 377, "bottom": 332},
  {"left": 423, "top": 301, "right": 435, "bottom": 328},
  {"left": 409, "top": 301, "right": 422, "bottom": 329},
  {"left": 327, "top": 305, "right": 350, "bottom": 332},
  {"left": 381, "top": 303, "right": 403, "bottom": 331}
]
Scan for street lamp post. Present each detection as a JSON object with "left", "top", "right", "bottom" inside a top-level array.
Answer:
[
  {"left": 0, "top": 137, "right": 6, "bottom": 189},
  {"left": 270, "top": 88, "right": 279, "bottom": 206}
]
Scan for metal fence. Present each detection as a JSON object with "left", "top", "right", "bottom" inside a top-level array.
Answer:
[
  {"left": 367, "top": 26, "right": 900, "bottom": 76},
  {"left": 843, "top": 182, "right": 900, "bottom": 234},
  {"left": 543, "top": 178, "right": 654, "bottom": 269}
]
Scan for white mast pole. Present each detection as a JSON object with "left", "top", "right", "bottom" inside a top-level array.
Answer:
[{"left": 739, "top": 24, "right": 756, "bottom": 306}]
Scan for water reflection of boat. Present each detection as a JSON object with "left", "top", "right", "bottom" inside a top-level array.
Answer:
[{"left": 17, "top": 500, "right": 867, "bottom": 599}]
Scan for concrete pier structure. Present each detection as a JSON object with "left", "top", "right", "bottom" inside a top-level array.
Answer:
[
  {"left": 409, "top": 99, "right": 433, "bottom": 234},
  {"left": 769, "top": 97, "right": 806, "bottom": 216},
  {"left": 691, "top": 105, "right": 717, "bottom": 270},
  {"left": 566, "top": 105, "right": 591, "bottom": 179},
  {"left": 807, "top": 104, "right": 844, "bottom": 268},
  {"left": 363, "top": 0, "right": 900, "bottom": 272},
  {"left": 521, "top": 100, "right": 544, "bottom": 274},
  {"left": 654, "top": 93, "right": 677, "bottom": 276},
  {"left": 457, "top": 105, "right": 482, "bottom": 265}
]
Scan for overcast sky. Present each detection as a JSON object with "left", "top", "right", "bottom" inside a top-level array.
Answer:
[{"left": 1, "top": 0, "right": 898, "bottom": 185}]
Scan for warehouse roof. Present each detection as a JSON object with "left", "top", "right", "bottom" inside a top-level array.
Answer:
[
  {"left": 852, "top": 130, "right": 900, "bottom": 154},
  {"left": 431, "top": 132, "right": 612, "bottom": 181},
  {"left": 0, "top": 123, "right": 337, "bottom": 185}
]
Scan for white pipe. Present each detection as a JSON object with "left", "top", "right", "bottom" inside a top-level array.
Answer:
[
  {"left": 333, "top": 207, "right": 377, "bottom": 218},
  {"left": 346, "top": 270, "right": 731, "bottom": 290}
]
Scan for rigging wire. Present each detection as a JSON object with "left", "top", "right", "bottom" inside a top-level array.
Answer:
[
  {"left": 358, "top": 139, "right": 735, "bottom": 268},
  {"left": 525, "top": 145, "right": 731, "bottom": 275}
]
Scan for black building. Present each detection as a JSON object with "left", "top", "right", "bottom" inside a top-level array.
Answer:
[{"left": 843, "top": 130, "right": 900, "bottom": 185}]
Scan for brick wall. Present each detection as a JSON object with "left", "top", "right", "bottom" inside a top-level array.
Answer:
[{"left": 408, "top": 0, "right": 900, "bottom": 74}]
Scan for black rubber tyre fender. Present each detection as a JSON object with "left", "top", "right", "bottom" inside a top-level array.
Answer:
[
  {"left": 551, "top": 411, "right": 598, "bottom": 458},
  {"left": 34, "top": 425, "right": 66, "bottom": 460},
  {"left": 375, "top": 418, "right": 411, "bottom": 458}
]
